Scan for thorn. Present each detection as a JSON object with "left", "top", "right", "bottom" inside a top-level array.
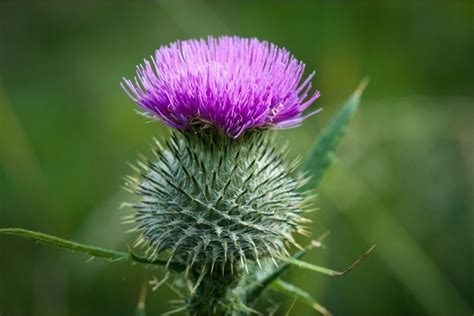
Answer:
[
  {"left": 313, "top": 303, "right": 332, "bottom": 316},
  {"left": 270, "top": 255, "right": 278, "bottom": 267},
  {"left": 161, "top": 305, "right": 187, "bottom": 316},
  {"left": 134, "top": 237, "right": 145, "bottom": 248},
  {"left": 119, "top": 202, "right": 132, "bottom": 209},
  {"left": 308, "top": 231, "right": 330, "bottom": 249},
  {"left": 210, "top": 260, "right": 215, "bottom": 274},
  {"left": 149, "top": 273, "right": 169, "bottom": 291},
  {"left": 316, "top": 230, "right": 330, "bottom": 242},
  {"left": 190, "top": 249, "right": 200, "bottom": 268},
  {"left": 165, "top": 254, "right": 175, "bottom": 270},
  {"left": 355, "top": 77, "right": 370, "bottom": 96},
  {"left": 284, "top": 298, "right": 297, "bottom": 316},
  {"left": 292, "top": 241, "right": 304, "bottom": 251},
  {"left": 137, "top": 282, "right": 147, "bottom": 311},
  {"left": 223, "top": 240, "right": 228, "bottom": 264},
  {"left": 191, "top": 266, "right": 207, "bottom": 294}
]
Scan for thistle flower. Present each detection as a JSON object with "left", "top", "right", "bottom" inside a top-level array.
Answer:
[
  {"left": 122, "top": 36, "right": 320, "bottom": 138},
  {"left": 122, "top": 36, "right": 320, "bottom": 315}
]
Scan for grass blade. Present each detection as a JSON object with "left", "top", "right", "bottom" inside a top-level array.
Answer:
[{"left": 301, "top": 78, "right": 368, "bottom": 190}]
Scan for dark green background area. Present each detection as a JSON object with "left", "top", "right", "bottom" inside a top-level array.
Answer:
[{"left": 0, "top": 1, "right": 472, "bottom": 315}]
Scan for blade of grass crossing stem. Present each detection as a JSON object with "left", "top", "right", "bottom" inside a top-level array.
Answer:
[
  {"left": 301, "top": 79, "right": 368, "bottom": 190},
  {"left": 272, "top": 279, "right": 332, "bottom": 316}
]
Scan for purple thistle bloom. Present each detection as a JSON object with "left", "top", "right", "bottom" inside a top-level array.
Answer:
[{"left": 122, "top": 36, "right": 321, "bottom": 138}]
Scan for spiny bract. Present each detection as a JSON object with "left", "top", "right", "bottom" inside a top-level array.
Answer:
[{"left": 126, "top": 131, "right": 311, "bottom": 273}]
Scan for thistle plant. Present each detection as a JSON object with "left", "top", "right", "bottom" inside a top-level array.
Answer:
[{"left": 1, "top": 36, "right": 373, "bottom": 316}]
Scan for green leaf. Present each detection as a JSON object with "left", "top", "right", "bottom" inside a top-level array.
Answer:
[
  {"left": 0, "top": 228, "right": 186, "bottom": 271},
  {"left": 271, "top": 279, "right": 332, "bottom": 316},
  {"left": 301, "top": 78, "right": 369, "bottom": 190},
  {"left": 279, "top": 245, "right": 375, "bottom": 277},
  {"left": 0, "top": 228, "right": 127, "bottom": 260}
]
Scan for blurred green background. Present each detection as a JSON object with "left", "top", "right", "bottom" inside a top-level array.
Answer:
[{"left": 0, "top": 1, "right": 473, "bottom": 315}]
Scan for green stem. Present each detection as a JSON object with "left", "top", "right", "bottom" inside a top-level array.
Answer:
[
  {"left": 0, "top": 228, "right": 185, "bottom": 271},
  {"left": 187, "top": 265, "right": 240, "bottom": 316},
  {"left": 277, "top": 244, "right": 375, "bottom": 277},
  {"left": 1, "top": 228, "right": 125, "bottom": 259}
]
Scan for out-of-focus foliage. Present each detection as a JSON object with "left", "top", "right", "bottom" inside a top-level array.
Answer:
[{"left": 0, "top": 1, "right": 472, "bottom": 315}]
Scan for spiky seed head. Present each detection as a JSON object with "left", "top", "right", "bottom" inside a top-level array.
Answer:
[{"left": 127, "top": 130, "right": 310, "bottom": 272}]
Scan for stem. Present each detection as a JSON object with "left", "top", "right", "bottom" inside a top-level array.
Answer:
[
  {"left": 278, "top": 244, "right": 376, "bottom": 276},
  {"left": 1, "top": 228, "right": 125, "bottom": 259},
  {"left": 0, "top": 228, "right": 186, "bottom": 271},
  {"left": 187, "top": 265, "right": 240, "bottom": 316}
]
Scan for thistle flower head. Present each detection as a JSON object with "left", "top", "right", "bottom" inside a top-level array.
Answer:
[
  {"left": 126, "top": 131, "right": 310, "bottom": 273},
  {"left": 122, "top": 36, "right": 320, "bottom": 138}
]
